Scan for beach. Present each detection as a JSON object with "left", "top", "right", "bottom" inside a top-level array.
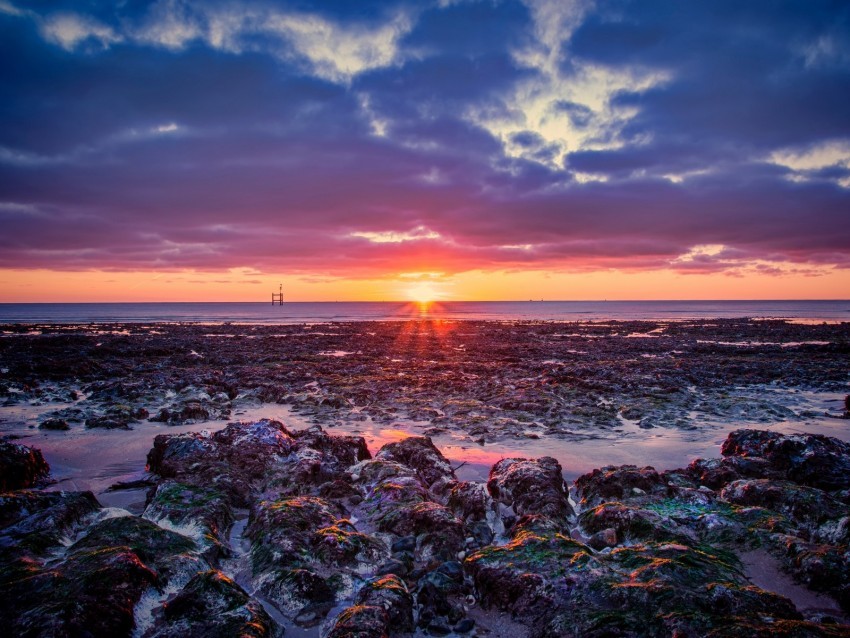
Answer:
[{"left": 2, "top": 317, "right": 849, "bottom": 636}]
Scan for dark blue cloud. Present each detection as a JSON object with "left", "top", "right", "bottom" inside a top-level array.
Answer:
[
  {"left": 567, "top": 0, "right": 850, "bottom": 153},
  {"left": 402, "top": 0, "right": 532, "bottom": 57}
]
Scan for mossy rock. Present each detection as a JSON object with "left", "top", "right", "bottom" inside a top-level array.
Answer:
[
  {"left": 70, "top": 515, "right": 199, "bottom": 582},
  {"left": 2, "top": 546, "right": 157, "bottom": 637},
  {"left": 255, "top": 567, "right": 335, "bottom": 615},
  {"left": 147, "top": 570, "right": 276, "bottom": 638},
  {"left": 579, "top": 501, "right": 690, "bottom": 544},
  {"left": 144, "top": 480, "right": 233, "bottom": 542},
  {"left": 311, "top": 523, "right": 388, "bottom": 567},
  {"left": 0, "top": 490, "right": 100, "bottom": 558},
  {"left": 0, "top": 441, "right": 50, "bottom": 490}
]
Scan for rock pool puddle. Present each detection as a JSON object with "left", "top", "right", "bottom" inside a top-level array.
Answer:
[
  {"left": 739, "top": 548, "right": 848, "bottom": 622},
  {"left": 2, "top": 391, "right": 848, "bottom": 499}
]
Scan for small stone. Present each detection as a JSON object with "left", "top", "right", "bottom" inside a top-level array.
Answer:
[
  {"left": 392, "top": 535, "right": 417, "bottom": 553},
  {"left": 376, "top": 559, "right": 408, "bottom": 577},
  {"left": 454, "top": 618, "right": 475, "bottom": 633},
  {"left": 588, "top": 527, "right": 618, "bottom": 550},
  {"left": 427, "top": 620, "right": 452, "bottom": 635},
  {"left": 470, "top": 520, "right": 494, "bottom": 546},
  {"left": 435, "top": 561, "right": 463, "bottom": 581}
]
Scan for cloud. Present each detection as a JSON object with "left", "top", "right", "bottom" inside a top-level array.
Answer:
[
  {"left": 0, "top": 0, "right": 848, "bottom": 282},
  {"left": 40, "top": 0, "right": 417, "bottom": 83},
  {"left": 351, "top": 227, "right": 442, "bottom": 244},
  {"left": 40, "top": 13, "right": 122, "bottom": 51}
]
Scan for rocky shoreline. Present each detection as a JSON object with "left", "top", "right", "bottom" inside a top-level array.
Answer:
[
  {"left": 1, "top": 319, "right": 848, "bottom": 443},
  {"left": 1, "top": 318, "right": 849, "bottom": 635},
  {"left": 2, "top": 423, "right": 850, "bottom": 636}
]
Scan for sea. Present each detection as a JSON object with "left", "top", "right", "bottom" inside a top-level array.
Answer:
[{"left": 0, "top": 299, "right": 848, "bottom": 324}]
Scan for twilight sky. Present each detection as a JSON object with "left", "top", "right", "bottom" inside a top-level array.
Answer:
[{"left": 1, "top": 0, "right": 849, "bottom": 301}]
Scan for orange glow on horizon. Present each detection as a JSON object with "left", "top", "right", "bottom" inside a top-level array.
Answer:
[
  {"left": 406, "top": 282, "right": 440, "bottom": 304},
  {"left": 0, "top": 266, "right": 849, "bottom": 302}
]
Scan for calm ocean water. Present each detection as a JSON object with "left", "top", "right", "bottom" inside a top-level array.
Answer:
[{"left": 0, "top": 300, "right": 848, "bottom": 323}]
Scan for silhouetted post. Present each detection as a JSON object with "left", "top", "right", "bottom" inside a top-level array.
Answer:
[{"left": 272, "top": 284, "right": 283, "bottom": 305}]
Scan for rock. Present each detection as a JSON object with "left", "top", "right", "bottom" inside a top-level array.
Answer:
[
  {"left": 107, "top": 478, "right": 157, "bottom": 491},
  {"left": 575, "top": 464, "right": 669, "bottom": 507},
  {"left": 454, "top": 618, "right": 475, "bottom": 633},
  {"left": 0, "top": 441, "right": 50, "bottom": 491},
  {"left": 325, "top": 575, "right": 414, "bottom": 638},
  {"left": 269, "top": 436, "right": 367, "bottom": 496},
  {"left": 680, "top": 455, "right": 781, "bottom": 490},
  {"left": 317, "top": 479, "right": 363, "bottom": 502},
  {"left": 38, "top": 417, "right": 70, "bottom": 431},
  {"left": 469, "top": 520, "right": 495, "bottom": 546},
  {"left": 248, "top": 496, "right": 345, "bottom": 571},
  {"left": 85, "top": 404, "right": 141, "bottom": 429},
  {"left": 150, "top": 407, "right": 172, "bottom": 422},
  {"left": 391, "top": 535, "right": 417, "bottom": 553},
  {"left": 147, "top": 420, "right": 369, "bottom": 506},
  {"left": 721, "top": 429, "right": 850, "bottom": 491},
  {"left": 0, "top": 490, "right": 100, "bottom": 562},
  {"left": 146, "top": 420, "right": 297, "bottom": 506},
  {"left": 720, "top": 479, "right": 847, "bottom": 533},
  {"left": 508, "top": 513, "right": 564, "bottom": 538},
  {"left": 293, "top": 425, "right": 371, "bottom": 469},
  {"left": 579, "top": 502, "right": 690, "bottom": 544},
  {"left": 487, "top": 456, "right": 574, "bottom": 523},
  {"left": 465, "top": 530, "right": 586, "bottom": 627},
  {"left": 143, "top": 480, "right": 234, "bottom": 547},
  {"left": 351, "top": 459, "right": 418, "bottom": 491},
  {"left": 376, "top": 558, "right": 408, "bottom": 577},
  {"left": 1, "top": 545, "right": 157, "bottom": 637},
  {"left": 417, "top": 566, "right": 466, "bottom": 628},
  {"left": 371, "top": 499, "right": 465, "bottom": 562},
  {"left": 146, "top": 432, "right": 218, "bottom": 477},
  {"left": 178, "top": 400, "right": 209, "bottom": 421},
  {"left": 85, "top": 414, "right": 132, "bottom": 429},
  {"left": 146, "top": 570, "right": 276, "bottom": 638},
  {"left": 246, "top": 495, "right": 375, "bottom": 614},
  {"left": 323, "top": 605, "right": 387, "bottom": 638},
  {"left": 356, "top": 574, "right": 415, "bottom": 631},
  {"left": 70, "top": 515, "right": 201, "bottom": 583},
  {"left": 770, "top": 535, "right": 850, "bottom": 611},
  {"left": 0, "top": 490, "right": 98, "bottom": 534},
  {"left": 427, "top": 620, "right": 452, "bottom": 635},
  {"left": 465, "top": 533, "right": 805, "bottom": 637},
  {"left": 448, "top": 481, "right": 491, "bottom": 522},
  {"left": 312, "top": 522, "right": 388, "bottom": 568},
  {"left": 375, "top": 436, "right": 455, "bottom": 488},
  {"left": 587, "top": 527, "right": 618, "bottom": 550}
]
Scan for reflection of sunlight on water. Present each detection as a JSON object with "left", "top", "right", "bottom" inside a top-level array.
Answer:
[
  {"left": 3, "top": 393, "right": 849, "bottom": 494},
  {"left": 357, "top": 428, "right": 411, "bottom": 449}
]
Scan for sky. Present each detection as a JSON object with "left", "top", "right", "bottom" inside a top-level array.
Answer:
[{"left": 1, "top": 0, "right": 849, "bottom": 302}]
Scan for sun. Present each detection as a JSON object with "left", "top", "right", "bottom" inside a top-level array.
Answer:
[{"left": 406, "top": 283, "right": 439, "bottom": 304}]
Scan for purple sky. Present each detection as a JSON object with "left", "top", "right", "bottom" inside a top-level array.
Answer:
[{"left": 1, "top": 0, "right": 849, "bottom": 283}]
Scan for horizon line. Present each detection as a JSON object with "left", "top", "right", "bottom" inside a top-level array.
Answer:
[{"left": 1, "top": 298, "right": 849, "bottom": 305}]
